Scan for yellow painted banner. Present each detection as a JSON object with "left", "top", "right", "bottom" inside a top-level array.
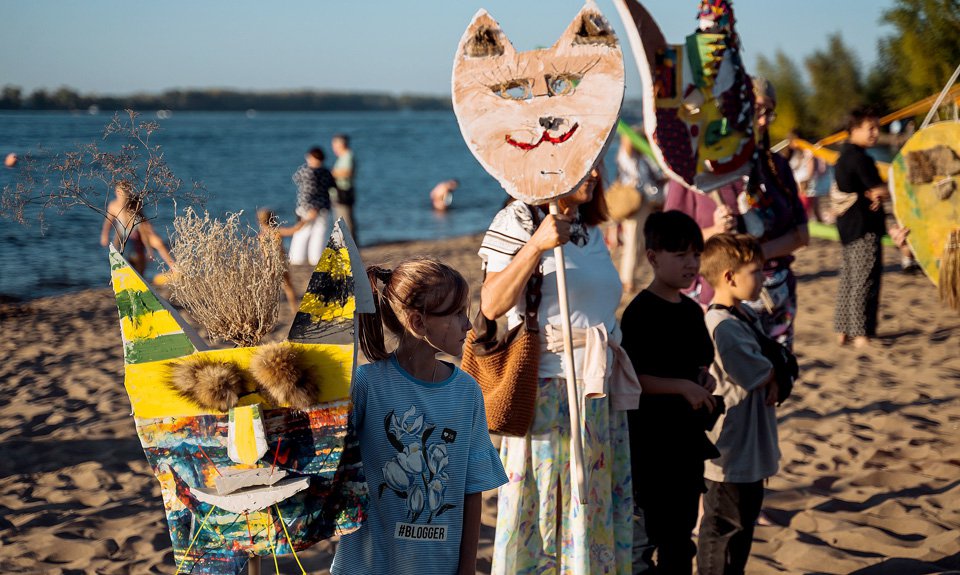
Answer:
[
  {"left": 891, "top": 122, "right": 960, "bottom": 286},
  {"left": 125, "top": 343, "right": 354, "bottom": 419}
]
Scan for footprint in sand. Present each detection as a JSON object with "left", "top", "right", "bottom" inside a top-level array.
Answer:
[{"left": 34, "top": 536, "right": 97, "bottom": 564}]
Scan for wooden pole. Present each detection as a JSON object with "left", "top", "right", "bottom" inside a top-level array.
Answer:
[
  {"left": 815, "top": 83, "right": 960, "bottom": 147},
  {"left": 548, "top": 201, "right": 587, "bottom": 506}
]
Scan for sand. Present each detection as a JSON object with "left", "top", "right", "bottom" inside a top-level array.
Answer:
[{"left": 2, "top": 234, "right": 959, "bottom": 574}]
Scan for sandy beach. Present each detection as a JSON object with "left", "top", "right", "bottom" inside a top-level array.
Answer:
[{"left": 2, "top": 234, "right": 959, "bottom": 574}]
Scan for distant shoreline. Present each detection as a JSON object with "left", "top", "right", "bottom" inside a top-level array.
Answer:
[
  {"left": 0, "top": 85, "right": 645, "bottom": 115},
  {"left": 0, "top": 86, "right": 452, "bottom": 112}
]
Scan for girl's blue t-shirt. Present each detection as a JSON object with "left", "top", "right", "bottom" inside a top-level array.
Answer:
[{"left": 331, "top": 356, "right": 507, "bottom": 575}]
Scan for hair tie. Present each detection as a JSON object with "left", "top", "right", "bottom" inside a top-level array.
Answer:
[{"left": 375, "top": 268, "right": 393, "bottom": 284}]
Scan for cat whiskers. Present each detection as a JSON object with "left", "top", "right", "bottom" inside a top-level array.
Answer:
[{"left": 575, "top": 57, "right": 601, "bottom": 77}]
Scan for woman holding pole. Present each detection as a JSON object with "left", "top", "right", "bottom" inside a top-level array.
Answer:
[{"left": 480, "top": 169, "right": 633, "bottom": 574}]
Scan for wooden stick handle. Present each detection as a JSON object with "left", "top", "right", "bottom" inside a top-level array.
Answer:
[{"left": 549, "top": 201, "right": 587, "bottom": 506}]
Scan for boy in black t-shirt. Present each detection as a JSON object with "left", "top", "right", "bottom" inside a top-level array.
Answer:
[{"left": 621, "top": 210, "right": 723, "bottom": 575}]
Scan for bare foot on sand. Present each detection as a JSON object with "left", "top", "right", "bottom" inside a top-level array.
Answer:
[
  {"left": 853, "top": 336, "right": 872, "bottom": 349},
  {"left": 837, "top": 333, "right": 849, "bottom": 346}
]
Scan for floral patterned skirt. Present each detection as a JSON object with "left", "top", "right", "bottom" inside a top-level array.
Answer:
[{"left": 492, "top": 377, "right": 633, "bottom": 575}]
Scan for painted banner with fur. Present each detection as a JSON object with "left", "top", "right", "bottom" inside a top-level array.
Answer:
[{"left": 109, "top": 220, "right": 371, "bottom": 575}]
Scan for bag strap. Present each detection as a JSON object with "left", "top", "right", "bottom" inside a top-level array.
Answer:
[
  {"left": 522, "top": 204, "right": 544, "bottom": 333},
  {"left": 476, "top": 203, "right": 544, "bottom": 335},
  {"left": 707, "top": 302, "right": 767, "bottom": 342},
  {"left": 708, "top": 303, "right": 788, "bottom": 355}
]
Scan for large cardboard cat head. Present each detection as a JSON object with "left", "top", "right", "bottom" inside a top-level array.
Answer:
[{"left": 452, "top": 2, "right": 625, "bottom": 205}]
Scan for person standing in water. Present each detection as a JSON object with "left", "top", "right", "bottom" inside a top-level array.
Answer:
[
  {"left": 331, "top": 133, "right": 358, "bottom": 239},
  {"left": 430, "top": 179, "right": 459, "bottom": 212}
]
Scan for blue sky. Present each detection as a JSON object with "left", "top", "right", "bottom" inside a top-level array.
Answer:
[{"left": 1, "top": 1, "right": 894, "bottom": 98}]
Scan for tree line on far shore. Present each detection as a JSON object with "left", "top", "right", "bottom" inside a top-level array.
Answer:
[
  {"left": 757, "top": 0, "right": 960, "bottom": 141},
  {"left": 0, "top": 86, "right": 452, "bottom": 113}
]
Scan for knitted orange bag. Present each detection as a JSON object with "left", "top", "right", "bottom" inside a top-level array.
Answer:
[{"left": 461, "top": 265, "right": 542, "bottom": 437}]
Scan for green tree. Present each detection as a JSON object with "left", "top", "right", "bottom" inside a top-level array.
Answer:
[
  {"left": 0, "top": 85, "right": 22, "bottom": 109},
  {"left": 28, "top": 89, "right": 52, "bottom": 109},
  {"left": 756, "top": 50, "right": 811, "bottom": 141},
  {"left": 51, "top": 86, "right": 82, "bottom": 110},
  {"left": 805, "top": 33, "right": 864, "bottom": 136},
  {"left": 863, "top": 64, "right": 894, "bottom": 113},
  {"left": 879, "top": 0, "right": 960, "bottom": 106}
]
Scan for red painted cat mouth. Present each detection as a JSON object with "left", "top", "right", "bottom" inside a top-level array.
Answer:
[{"left": 505, "top": 123, "right": 579, "bottom": 150}]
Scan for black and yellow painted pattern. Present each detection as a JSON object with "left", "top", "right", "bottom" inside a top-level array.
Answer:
[{"left": 289, "top": 225, "right": 359, "bottom": 345}]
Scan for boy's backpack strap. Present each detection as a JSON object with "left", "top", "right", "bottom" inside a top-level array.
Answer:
[{"left": 707, "top": 303, "right": 763, "bottom": 340}]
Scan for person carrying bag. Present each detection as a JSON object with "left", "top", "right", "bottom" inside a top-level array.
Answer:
[{"left": 461, "top": 251, "right": 543, "bottom": 437}]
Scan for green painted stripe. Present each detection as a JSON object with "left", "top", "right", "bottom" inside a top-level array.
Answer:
[
  {"left": 616, "top": 121, "right": 655, "bottom": 160},
  {"left": 124, "top": 333, "right": 196, "bottom": 364},
  {"left": 115, "top": 288, "right": 166, "bottom": 320},
  {"left": 109, "top": 249, "right": 127, "bottom": 270},
  {"left": 809, "top": 222, "right": 895, "bottom": 246}
]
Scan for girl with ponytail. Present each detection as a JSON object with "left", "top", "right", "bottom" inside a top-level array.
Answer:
[{"left": 333, "top": 257, "right": 507, "bottom": 575}]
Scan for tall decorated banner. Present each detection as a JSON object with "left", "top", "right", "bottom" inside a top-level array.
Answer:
[
  {"left": 890, "top": 64, "right": 960, "bottom": 311},
  {"left": 452, "top": 0, "right": 625, "bottom": 503},
  {"left": 612, "top": 0, "right": 757, "bottom": 194},
  {"left": 110, "top": 220, "right": 372, "bottom": 575},
  {"left": 890, "top": 122, "right": 960, "bottom": 307}
]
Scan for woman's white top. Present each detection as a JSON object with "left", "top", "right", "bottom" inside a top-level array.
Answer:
[{"left": 478, "top": 201, "right": 622, "bottom": 379}]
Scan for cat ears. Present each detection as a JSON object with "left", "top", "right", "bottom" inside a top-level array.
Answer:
[
  {"left": 458, "top": 1, "right": 618, "bottom": 60},
  {"left": 458, "top": 10, "right": 515, "bottom": 59}
]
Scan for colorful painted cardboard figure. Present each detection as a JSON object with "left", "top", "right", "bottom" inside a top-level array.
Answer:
[
  {"left": 109, "top": 220, "right": 372, "bottom": 574},
  {"left": 890, "top": 122, "right": 960, "bottom": 287},
  {"left": 614, "top": 0, "right": 756, "bottom": 192},
  {"left": 451, "top": 1, "right": 625, "bottom": 205}
]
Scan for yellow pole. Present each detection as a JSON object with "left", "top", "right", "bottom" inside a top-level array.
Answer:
[{"left": 815, "top": 84, "right": 960, "bottom": 147}]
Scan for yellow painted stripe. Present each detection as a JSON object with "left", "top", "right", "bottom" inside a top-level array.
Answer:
[
  {"left": 120, "top": 310, "right": 185, "bottom": 341},
  {"left": 315, "top": 247, "right": 352, "bottom": 275},
  {"left": 124, "top": 343, "right": 354, "bottom": 418},
  {"left": 111, "top": 266, "right": 150, "bottom": 293},
  {"left": 232, "top": 406, "right": 260, "bottom": 465},
  {"left": 300, "top": 294, "right": 356, "bottom": 322}
]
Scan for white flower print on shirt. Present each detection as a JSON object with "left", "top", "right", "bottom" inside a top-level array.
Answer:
[
  {"left": 380, "top": 405, "right": 457, "bottom": 523},
  {"left": 390, "top": 405, "right": 424, "bottom": 438}
]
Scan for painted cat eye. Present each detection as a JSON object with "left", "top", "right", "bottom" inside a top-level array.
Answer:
[
  {"left": 493, "top": 80, "right": 533, "bottom": 101},
  {"left": 546, "top": 74, "right": 582, "bottom": 96}
]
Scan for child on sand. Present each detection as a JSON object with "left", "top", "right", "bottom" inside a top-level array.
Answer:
[
  {"left": 620, "top": 210, "right": 722, "bottom": 575},
  {"left": 256, "top": 208, "right": 304, "bottom": 315},
  {"left": 100, "top": 181, "right": 176, "bottom": 275},
  {"left": 331, "top": 258, "right": 507, "bottom": 575},
  {"left": 698, "top": 233, "right": 781, "bottom": 575}
]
